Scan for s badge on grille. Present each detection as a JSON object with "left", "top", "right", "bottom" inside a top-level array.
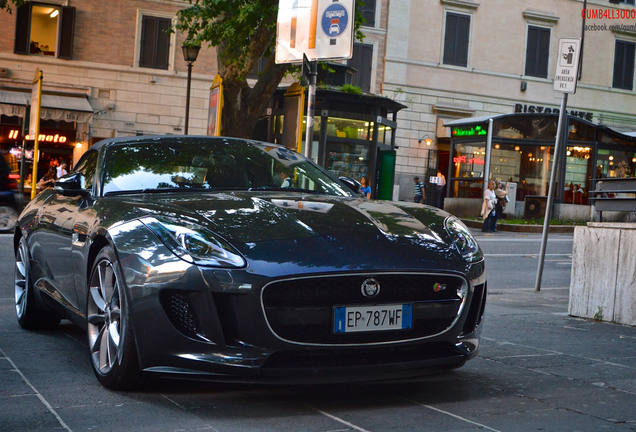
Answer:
[
  {"left": 433, "top": 283, "right": 447, "bottom": 292},
  {"left": 361, "top": 278, "right": 380, "bottom": 298}
]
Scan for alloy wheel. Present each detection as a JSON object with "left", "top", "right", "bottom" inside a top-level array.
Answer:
[
  {"left": 87, "top": 259, "right": 123, "bottom": 375},
  {"left": 14, "top": 243, "right": 28, "bottom": 319}
]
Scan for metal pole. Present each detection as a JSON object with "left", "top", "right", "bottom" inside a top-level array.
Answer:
[
  {"left": 185, "top": 62, "right": 192, "bottom": 135},
  {"left": 19, "top": 104, "right": 30, "bottom": 197},
  {"left": 535, "top": 92, "right": 568, "bottom": 292},
  {"left": 303, "top": 60, "right": 317, "bottom": 159},
  {"left": 30, "top": 70, "right": 43, "bottom": 200},
  {"left": 483, "top": 119, "right": 494, "bottom": 194}
]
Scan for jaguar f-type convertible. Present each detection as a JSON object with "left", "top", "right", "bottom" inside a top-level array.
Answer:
[{"left": 14, "top": 136, "right": 486, "bottom": 390}]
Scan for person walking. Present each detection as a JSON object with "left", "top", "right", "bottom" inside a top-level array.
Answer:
[
  {"left": 481, "top": 180, "right": 496, "bottom": 232},
  {"left": 493, "top": 180, "right": 508, "bottom": 232},
  {"left": 435, "top": 170, "right": 446, "bottom": 208},
  {"left": 413, "top": 176, "right": 425, "bottom": 204}
]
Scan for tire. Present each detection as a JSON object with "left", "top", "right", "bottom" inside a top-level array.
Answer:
[
  {"left": 0, "top": 205, "right": 19, "bottom": 233},
  {"left": 87, "top": 246, "right": 144, "bottom": 390},
  {"left": 15, "top": 238, "right": 60, "bottom": 330}
]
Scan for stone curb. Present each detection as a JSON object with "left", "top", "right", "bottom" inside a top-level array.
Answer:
[{"left": 461, "top": 218, "right": 576, "bottom": 233}]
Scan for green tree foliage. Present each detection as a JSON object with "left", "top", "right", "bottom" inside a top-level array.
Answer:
[
  {"left": 1, "top": 0, "right": 24, "bottom": 13},
  {"left": 176, "top": 0, "right": 365, "bottom": 139}
]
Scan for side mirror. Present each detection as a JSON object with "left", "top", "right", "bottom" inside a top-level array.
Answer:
[
  {"left": 55, "top": 172, "right": 90, "bottom": 197},
  {"left": 338, "top": 176, "right": 361, "bottom": 194}
]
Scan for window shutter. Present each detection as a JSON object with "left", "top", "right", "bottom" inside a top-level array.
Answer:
[
  {"left": 14, "top": 3, "right": 32, "bottom": 55},
  {"left": 57, "top": 6, "right": 76, "bottom": 60},
  {"left": 443, "top": 13, "right": 469, "bottom": 67},
  {"left": 139, "top": 17, "right": 157, "bottom": 68},
  {"left": 537, "top": 28, "right": 550, "bottom": 78},
  {"left": 443, "top": 13, "right": 458, "bottom": 65},
  {"left": 349, "top": 43, "right": 373, "bottom": 92},
  {"left": 456, "top": 15, "right": 470, "bottom": 67},
  {"left": 612, "top": 41, "right": 635, "bottom": 90},
  {"left": 625, "top": 42, "right": 635, "bottom": 90},
  {"left": 525, "top": 27, "right": 539, "bottom": 76},
  {"left": 155, "top": 18, "right": 171, "bottom": 70},
  {"left": 360, "top": 0, "right": 376, "bottom": 27}
]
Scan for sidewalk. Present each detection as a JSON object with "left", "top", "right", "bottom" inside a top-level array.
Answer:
[
  {"left": 473, "top": 285, "right": 636, "bottom": 430},
  {"left": 461, "top": 218, "right": 576, "bottom": 233}
]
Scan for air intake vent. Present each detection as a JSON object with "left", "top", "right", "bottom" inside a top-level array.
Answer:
[{"left": 163, "top": 292, "right": 201, "bottom": 340}]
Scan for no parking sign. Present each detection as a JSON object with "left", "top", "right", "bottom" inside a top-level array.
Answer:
[{"left": 276, "top": 0, "right": 354, "bottom": 63}]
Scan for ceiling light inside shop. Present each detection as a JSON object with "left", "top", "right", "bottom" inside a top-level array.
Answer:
[
  {"left": 609, "top": 156, "right": 614, "bottom": 160},
  {"left": 515, "top": 146, "right": 520, "bottom": 151},
  {"left": 50, "top": 9, "right": 59, "bottom": 18}
]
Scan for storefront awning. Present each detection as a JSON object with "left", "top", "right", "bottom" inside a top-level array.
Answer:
[{"left": 0, "top": 89, "right": 94, "bottom": 123}]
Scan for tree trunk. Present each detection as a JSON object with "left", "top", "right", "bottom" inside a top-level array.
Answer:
[{"left": 220, "top": 60, "right": 290, "bottom": 139}]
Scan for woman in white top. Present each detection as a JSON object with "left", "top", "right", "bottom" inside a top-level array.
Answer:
[{"left": 481, "top": 180, "right": 496, "bottom": 232}]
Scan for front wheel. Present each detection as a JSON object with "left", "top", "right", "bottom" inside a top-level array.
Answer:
[
  {"left": 15, "top": 238, "right": 60, "bottom": 330},
  {"left": 87, "top": 246, "right": 144, "bottom": 390}
]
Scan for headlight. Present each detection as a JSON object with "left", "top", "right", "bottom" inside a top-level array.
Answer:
[
  {"left": 444, "top": 216, "right": 483, "bottom": 263},
  {"left": 140, "top": 217, "right": 246, "bottom": 268}
]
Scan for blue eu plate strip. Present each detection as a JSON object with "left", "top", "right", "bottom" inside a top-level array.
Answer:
[{"left": 402, "top": 304, "right": 413, "bottom": 329}]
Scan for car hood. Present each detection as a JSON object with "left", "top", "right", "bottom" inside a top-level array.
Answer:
[{"left": 107, "top": 192, "right": 467, "bottom": 274}]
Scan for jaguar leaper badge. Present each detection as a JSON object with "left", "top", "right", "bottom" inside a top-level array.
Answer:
[{"left": 361, "top": 278, "right": 380, "bottom": 298}]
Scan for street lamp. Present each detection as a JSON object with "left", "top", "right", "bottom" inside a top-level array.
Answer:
[{"left": 182, "top": 41, "right": 200, "bottom": 135}]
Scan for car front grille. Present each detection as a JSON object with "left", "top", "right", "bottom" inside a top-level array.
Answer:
[{"left": 261, "top": 273, "right": 467, "bottom": 345}]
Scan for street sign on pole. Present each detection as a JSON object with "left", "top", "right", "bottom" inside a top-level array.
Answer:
[
  {"left": 276, "top": 0, "right": 354, "bottom": 64},
  {"left": 553, "top": 38, "right": 581, "bottom": 93}
]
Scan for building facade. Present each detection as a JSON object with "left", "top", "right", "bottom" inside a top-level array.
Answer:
[
  {"left": 383, "top": 0, "right": 636, "bottom": 210},
  {"left": 0, "top": 0, "right": 388, "bottom": 193}
]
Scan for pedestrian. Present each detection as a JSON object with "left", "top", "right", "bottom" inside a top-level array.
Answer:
[
  {"left": 360, "top": 176, "right": 371, "bottom": 199},
  {"left": 280, "top": 171, "right": 292, "bottom": 188},
  {"left": 493, "top": 180, "right": 508, "bottom": 232},
  {"left": 413, "top": 176, "right": 425, "bottom": 204},
  {"left": 435, "top": 170, "right": 446, "bottom": 208},
  {"left": 56, "top": 161, "right": 68, "bottom": 178},
  {"left": 481, "top": 180, "right": 496, "bottom": 232},
  {"left": 37, "top": 166, "right": 57, "bottom": 191}
]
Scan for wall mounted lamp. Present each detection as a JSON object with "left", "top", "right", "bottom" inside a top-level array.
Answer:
[{"left": 418, "top": 134, "right": 433, "bottom": 145}]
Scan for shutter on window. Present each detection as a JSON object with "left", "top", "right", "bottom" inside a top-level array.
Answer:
[
  {"left": 525, "top": 27, "right": 538, "bottom": 76},
  {"left": 537, "top": 28, "right": 550, "bottom": 78},
  {"left": 456, "top": 15, "right": 470, "bottom": 67},
  {"left": 613, "top": 41, "right": 627, "bottom": 89},
  {"left": 443, "top": 13, "right": 470, "bottom": 67},
  {"left": 624, "top": 43, "right": 635, "bottom": 90},
  {"left": 155, "top": 18, "right": 171, "bottom": 70},
  {"left": 139, "top": 17, "right": 157, "bottom": 68},
  {"left": 443, "top": 13, "right": 458, "bottom": 65},
  {"left": 349, "top": 43, "right": 373, "bottom": 92},
  {"left": 14, "top": 3, "right": 32, "bottom": 55},
  {"left": 525, "top": 26, "right": 550, "bottom": 78},
  {"left": 361, "top": 0, "right": 376, "bottom": 27},
  {"left": 57, "top": 6, "right": 76, "bottom": 60}
]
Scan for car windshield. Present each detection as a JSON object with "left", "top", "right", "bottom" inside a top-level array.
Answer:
[{"left": 101, "top": 137, "right": 354, "bottom": 197}]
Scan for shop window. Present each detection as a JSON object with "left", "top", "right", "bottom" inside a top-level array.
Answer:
[
  {"left": 525, "top": 26, "right": 550, "bottom": 78},
  {"left": 618, "top": 0, "right": 635, "bottom": 5},
  {"left": 596, "top": 149, "right": 636, "bottom": 179},
  {"left": 347, "top": 43, "right": 374, "bottom": 92},
  {"left": 326, "top": 142, "right": 370, "bottom": 180},
  {"left": 443, "top": 12, "right": 470, "bottom": 67},
  {"left": 14, "top": 3, "right": 75, "bottom": 59},
  {"left": 357, "top": 0, "right": 376, "bottom": 27},
  {"left": 612, "top": 40, "right": 635, "bottom": 90},
  {"left": 139, "top": 15, "right": 172, "bottom": 70},
  {"left": 565, "top": 146, "right": 592, "bottom": 204}
]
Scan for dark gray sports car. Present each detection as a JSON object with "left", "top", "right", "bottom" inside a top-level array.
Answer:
[{"left": 14, "top": 136, "right": 486, "bottom": 390}]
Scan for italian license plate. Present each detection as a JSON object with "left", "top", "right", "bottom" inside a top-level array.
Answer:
[{"left": 334, "top": 304, "right": 413, "bottom": 333}]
